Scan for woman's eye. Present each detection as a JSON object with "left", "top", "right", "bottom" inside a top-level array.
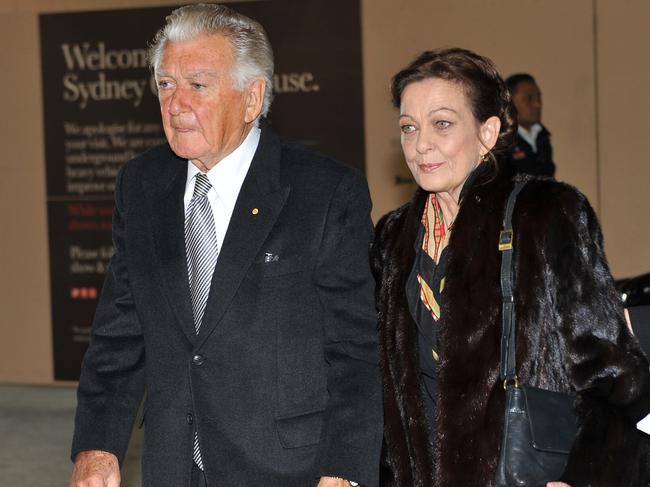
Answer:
[
  {"left": 435, "top": 120, "right": 451, "bottom": 129},
  {"left": 400, "top": 124, "right": 416, "bottom": 134}
]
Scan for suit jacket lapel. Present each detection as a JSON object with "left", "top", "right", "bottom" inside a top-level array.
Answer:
[
  {"left": 196, "top": 125, "right": 289, "bottom": 348},
  {"left": 143, "top": 147, "right": 198, "bottom": 344}
]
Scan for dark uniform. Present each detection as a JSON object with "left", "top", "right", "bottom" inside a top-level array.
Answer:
[{"left": 509, "top": 124, "right": 555, "bottom": 177}]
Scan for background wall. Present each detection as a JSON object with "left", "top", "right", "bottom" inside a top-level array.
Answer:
[
  {"left": 596, "top": 0, "right": 650, "bottom": 279},
  {"left": 0, "top": 0, "right": 648, "bottom": 384}
]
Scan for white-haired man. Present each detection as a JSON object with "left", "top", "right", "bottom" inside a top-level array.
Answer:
[{"left": 69, "top": 4, "right": 381, "bottom": 487}]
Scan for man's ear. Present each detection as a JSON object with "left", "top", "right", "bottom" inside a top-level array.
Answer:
[
  {"left": 244, "top": 79, "right": 266, "bottom": 124},
  {"left": 479, "top": 115, "right": 501, "bottom": 154}
]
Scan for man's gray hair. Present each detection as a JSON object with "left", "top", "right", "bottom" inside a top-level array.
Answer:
[{"left": 149, "top": 3, "right": 274, "bottom": 116}]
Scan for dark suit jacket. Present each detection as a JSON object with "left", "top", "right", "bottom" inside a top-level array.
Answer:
[{"left": 71, "top": 125, "right": 382, "bottom": 487}]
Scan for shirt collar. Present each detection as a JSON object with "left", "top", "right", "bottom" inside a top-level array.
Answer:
[
  {"left": 517, "top": 123, "right": 543, "bottom": 151},
  {"left": 186, "top": 126, "right": 261, "bottom": 210}
]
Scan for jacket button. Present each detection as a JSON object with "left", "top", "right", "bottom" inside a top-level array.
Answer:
[
  {"left": 186, "top": 413, "right": 194, "bottom": 425},
  {"left": 192, "top": 354, "right": 205, "bottom": 366},
  {"left": 475, "top": 194, "right": 482, "bottom": 203}
]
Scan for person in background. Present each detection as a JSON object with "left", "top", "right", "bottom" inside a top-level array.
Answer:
[
  {"left": 371, "top": 47, "right": 650, "bottom": 487},
  {"left": 68, "top": 4, "right": 381, "bottom": 487},
  {"left": 506, "top": 73, "right": 555, "bottom": 177}
]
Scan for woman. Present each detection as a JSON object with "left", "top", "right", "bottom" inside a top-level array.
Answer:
[{"left": 371, "top": 48, "right": 650, "bottom": 487}]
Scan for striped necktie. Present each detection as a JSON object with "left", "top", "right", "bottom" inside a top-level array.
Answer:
[
  {"left": 184, "top": 172, "right": 219, "bottom": 470},
  {"left": 185, "top": 173, "right": 219, "bottom": 333}
]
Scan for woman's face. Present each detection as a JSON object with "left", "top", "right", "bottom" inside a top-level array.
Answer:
[{"left": 399, "top": 77, "right": 496, "bottom": 201}]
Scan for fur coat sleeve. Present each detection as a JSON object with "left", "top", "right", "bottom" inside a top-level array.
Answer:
[{"left": 532, "top": 183, "right": 650, "bottom": 486}]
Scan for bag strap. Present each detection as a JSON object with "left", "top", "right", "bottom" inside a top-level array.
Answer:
[{"left": 499, "top": 178, "right": 529, "bottom": 383}]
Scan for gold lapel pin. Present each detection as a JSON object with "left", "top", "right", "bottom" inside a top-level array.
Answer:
[{"left": 252, "top": 208, "right": 259, "bottom": 215}]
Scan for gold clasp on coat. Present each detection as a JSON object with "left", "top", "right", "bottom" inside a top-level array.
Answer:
[
  {"left": 498, "top": 230, "right": 514, "bottom": 251},
  {"left": 503, "top": 376, "right": 519, "bottom": 389}
]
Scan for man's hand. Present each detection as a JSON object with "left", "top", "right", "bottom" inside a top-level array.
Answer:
[
  {"left": 317, "top": 477, "right": 352, "bottom": 487},
  {"left": 70, "top": 450, "right": 120, "bottom": 487},
  {"left": 547, "top": 483, "right": 571, "bottom": 487}
]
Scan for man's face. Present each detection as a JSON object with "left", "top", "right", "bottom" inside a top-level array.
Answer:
[
  {"left": 511, "top": 80, "right": 542, "bottom": 129},
  {"left": 156, "top": 34, "right": 262, "bottom": 170}
]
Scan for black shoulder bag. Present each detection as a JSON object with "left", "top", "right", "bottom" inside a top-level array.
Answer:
[{"left": 494, "top": 178, "right": 579, "bottom": 487}]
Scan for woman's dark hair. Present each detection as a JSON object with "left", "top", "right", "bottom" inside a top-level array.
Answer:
[{"left": 390, "top": 47, "right": 517, "bottom": 163}]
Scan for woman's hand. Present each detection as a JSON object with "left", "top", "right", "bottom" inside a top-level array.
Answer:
[{"left": 547, "top": 483, "right": 571, "bottom": 487}]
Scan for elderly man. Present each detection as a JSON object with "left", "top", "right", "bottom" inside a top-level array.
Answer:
[{"left": 69, "top": 4, "right": 381, "bottom": 487}]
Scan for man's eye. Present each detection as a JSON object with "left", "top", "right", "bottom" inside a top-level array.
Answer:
[
  {"left": 400, "top": 124, "right": 416, "bottom": 134},
  {"left": 157, "top": 80, "right": 172, "bottom": 89},
  {"left": 192, "top": 83, "right": 206, "bottom": 90}
]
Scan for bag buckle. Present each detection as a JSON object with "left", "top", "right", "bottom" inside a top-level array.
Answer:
[
  {"left": 503, "top": 376, "right": 519, "bottom": 389},
  {"left": 498, "top": 230, "right": 514, "bottom": 251}
]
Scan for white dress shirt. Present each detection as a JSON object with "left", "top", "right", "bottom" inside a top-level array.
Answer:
[{"left": 183, "top": 126, "right": 261, "bottom": 252}]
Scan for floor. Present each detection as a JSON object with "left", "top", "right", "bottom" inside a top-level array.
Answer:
[{"left": 0, "top": 384, "right": 142, "bottom": 487}]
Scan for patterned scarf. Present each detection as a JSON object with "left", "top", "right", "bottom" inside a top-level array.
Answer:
[{"left": 417, "top": 193, "right": 450, "bottom": 323}]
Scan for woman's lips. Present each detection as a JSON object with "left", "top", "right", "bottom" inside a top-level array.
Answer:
[{"left": 418, "top": 162, "right": 445, "bottom": 173}]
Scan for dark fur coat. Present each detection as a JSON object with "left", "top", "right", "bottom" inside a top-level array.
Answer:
[{"left": 371, "top": 164, "right": 650, "bottom": 487}]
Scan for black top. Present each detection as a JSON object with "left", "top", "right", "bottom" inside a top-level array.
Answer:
[{"left": 406, "top": 222, "right": 449, "bottom": 434}]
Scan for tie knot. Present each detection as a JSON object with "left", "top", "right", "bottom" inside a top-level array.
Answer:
[{"left": 193, "top": 173, "right": 212, "bottom": 198}]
